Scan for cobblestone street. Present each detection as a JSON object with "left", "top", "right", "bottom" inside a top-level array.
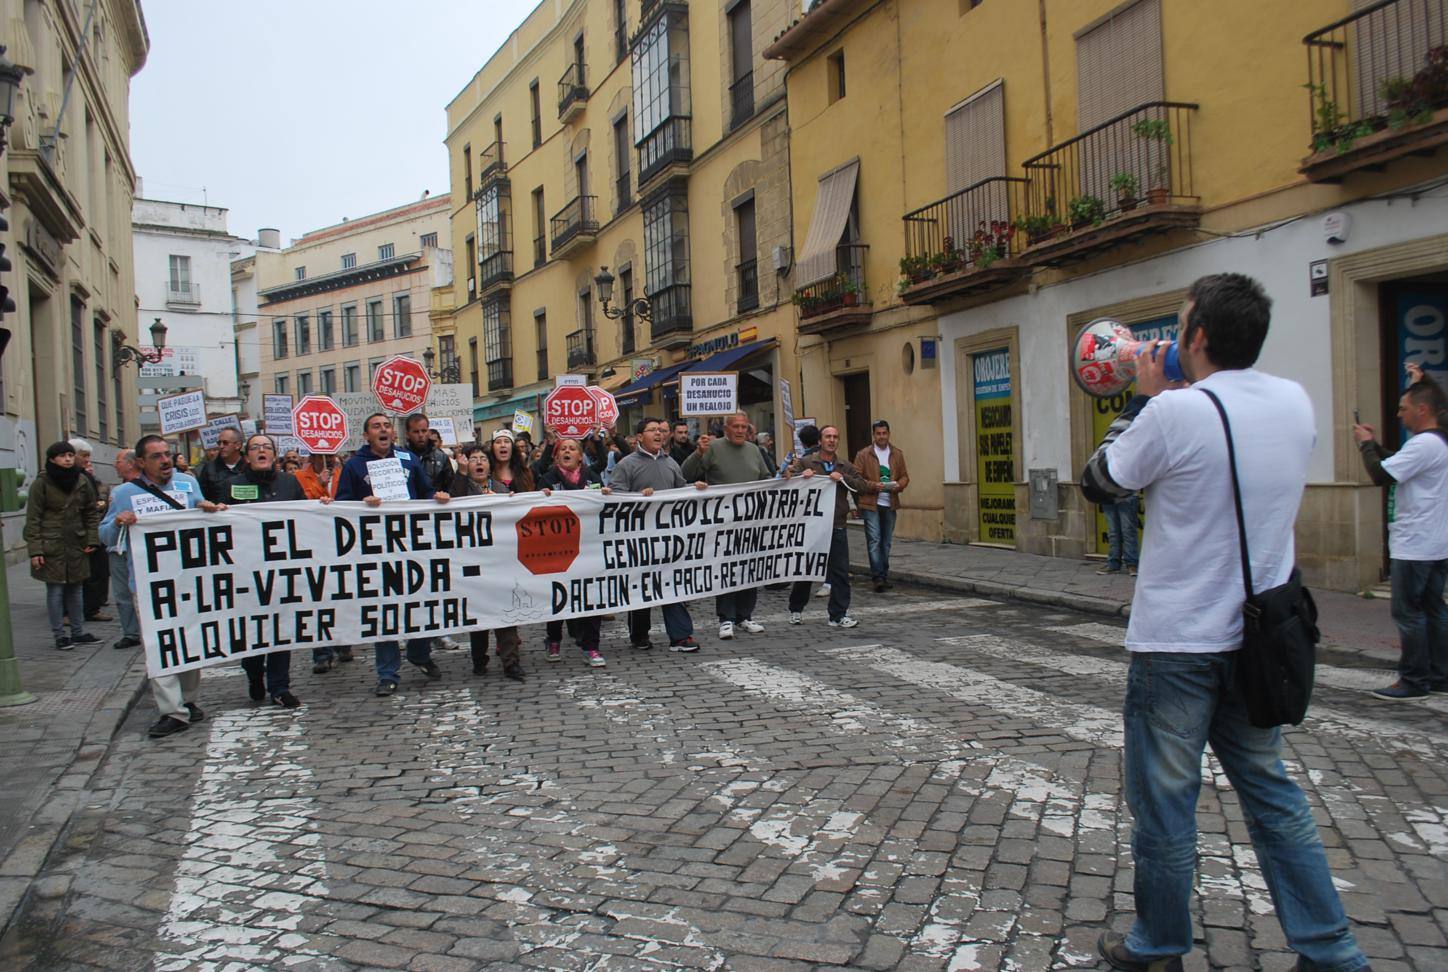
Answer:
[{"left": 1, "top": 586, "right": 1444, "bottom": 971}]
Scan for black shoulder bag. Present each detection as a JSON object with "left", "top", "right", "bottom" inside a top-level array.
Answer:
[{"left": 1201, "top": 389, "right": 1318, "bottom": 729}]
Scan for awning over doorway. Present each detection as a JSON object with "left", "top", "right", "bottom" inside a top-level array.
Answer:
[
  {"left": 680, "top": 338, "right": 778, "bottom": 376},
  {"left": 796, "top": 159, "right": 860, "bottom": 286},
  {"left": 474, "top": 390, "right": 538, "bottom": 423},
  {"left": 614, "top": 361, "right": 694, "bottom": 409}
]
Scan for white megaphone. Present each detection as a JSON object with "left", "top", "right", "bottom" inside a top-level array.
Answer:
[{"left": 1071, "top": 318, "right": 1184, "bottom": 398}]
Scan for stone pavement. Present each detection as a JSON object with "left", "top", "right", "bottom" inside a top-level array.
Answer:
[
  {"left": 0, "top": 559, "right": 147, "bottom": 940},
  {"left": 843, "top": 526, "right": 1402, "bottom": 667},
  {"left": 0, "top": 583, "right": 1443, "bottom": 971}
]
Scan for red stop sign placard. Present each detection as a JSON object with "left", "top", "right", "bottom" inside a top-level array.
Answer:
[
  {"left": 372, "top": 355, "right": 432, "bottom": 413},
  {"left": 543, "top": 385, "right": 597, "bottom": 437},
  {"left": 516, "top": 505, "right": 581, "bottom": 574},
  {"left": 587, "top": 386, "right": 619, "bottom": 429},
  {"left": 291, "top": 396, "right": 349, "bottom": 454}
]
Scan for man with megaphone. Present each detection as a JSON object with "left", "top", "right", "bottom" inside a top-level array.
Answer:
[{"left": 1078, "top": 274, "right": 1368, "bottom": 972}]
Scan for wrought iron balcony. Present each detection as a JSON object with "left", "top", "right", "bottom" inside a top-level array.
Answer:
[
  {"left": 558, "top": 63, "right": 588, "bottom": 122},
  {"left": 1018, "top": 101, "right": 1200, "bottom": 268},
  {"left": 165, "top": 280, "right": 200, "bottom": 305},
  {"left": 487, "top": 359, "right": 513, "bottom": 392},
  {"left": 648, "top": 283, "right": 693, "bottom": 348},
  {"left": 794, "top": 244, "right": 870, "bottom": 335},
  {"left": 638, "top": 116, "right": 693, "bottom": 190},
  {"left": 566, "top": 328, "right": 597, "bottom": 369},
  {"left": 477, "top": 140, "right": 507, "bottom": 188},
  {"left": 550, "top": 195, "right": 599, "bottom": 258},
  {"left": 1301, "top": 0, "right": 1448, "bottom": 182},
  {"left": 736, "top": 258, "right": 759, "bottom": 313},
  {"left": 729, "top": 72, "right": 755, "bottom": 131},
  {"left": 900, "top": 177, "right": 1029, "bottom": 305},
  {"left": 479, "top": 246, "right": 513, "bottom": 293}
]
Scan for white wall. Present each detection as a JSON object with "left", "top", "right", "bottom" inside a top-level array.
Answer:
[{"left": 938, "top": 192, "right": 1448, "bottom": 487}]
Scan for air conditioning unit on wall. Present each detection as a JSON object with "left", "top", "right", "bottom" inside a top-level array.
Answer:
[{"left": 772, "top": 245, "right": 791, "bottom": 273}]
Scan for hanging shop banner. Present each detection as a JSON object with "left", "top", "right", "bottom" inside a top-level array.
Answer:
[
  {"left": 972, "top": 348, "right": 1016, "bottom": 546},
  {"left": 680, "top": 372, "right": 739, "bottom": 416},
  {"left": 1394, "top": 286, "right": 1448, "bottom": 441},
  {"left": 129, "top": 478, "right": 836, "bottom": 677},
  {"left": 1087, "top": 314, "right": 1177, "bottom": 554},
  {"left": 158, "top": 391, "right": 207, "bottom": 435}
]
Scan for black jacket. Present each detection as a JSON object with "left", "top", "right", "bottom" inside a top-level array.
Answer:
[
  {"left": 222, "top": 468, "right": 306, "bottom": 504},
  {"left": 412, "top": 445, "right": 453, "bottom": 493},
  {"left": 198, "top": 457, "right": 244, "bottom": 503}
]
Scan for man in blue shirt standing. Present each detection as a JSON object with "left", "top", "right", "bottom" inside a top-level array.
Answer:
[
  {"left": 100, "top": 434, "right": 216, "bottom": 738},
  {"left": 335, "top": 412, "right": 453, "bottom": 697}
]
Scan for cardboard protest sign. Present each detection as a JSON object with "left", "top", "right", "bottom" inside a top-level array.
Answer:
[
  {"left": 158, "top": 391, "right": 207, "bottom": 435},
  {"left": 128, "top": 479, "right": 836, "bottom": 677},
  {"left": 680, "top": 372, "right": 738, "bottom": 416}
]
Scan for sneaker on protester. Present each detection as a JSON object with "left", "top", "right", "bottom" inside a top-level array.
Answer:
[
  {"left": 789, "top": 612, "right": 803, "bottom": 625},
  {"left": 669, "top": 637, "right": 700, "bottom": 653},
  {"left": 585, "top": 649, "right": 607, "bottom": 668},
  {"left": 738, "top": 618, "right": 765, "bottom": 634},
  {"left": 828, "top": 616, "right": 860, "bottom": 628},
  {"left": 815, "top": 584, "right": 831, "bottom": 598},
  {"left": 718, "top": 621, "right": 735, "bottom": 640},
  {"left": 546, "top": 641, "right": 563, "bottom": 663}
]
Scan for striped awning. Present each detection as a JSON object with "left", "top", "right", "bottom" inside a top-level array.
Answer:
[{"left": 796, "top": 159, "right": 860, "bottom": 286}]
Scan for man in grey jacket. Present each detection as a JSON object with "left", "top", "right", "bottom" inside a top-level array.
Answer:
[{"left": 608, "top": 416, "right": 707, "bottom": 652}]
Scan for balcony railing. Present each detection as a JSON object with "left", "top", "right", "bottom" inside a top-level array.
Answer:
[
  {"left": 1301, "top": 0, "right": 1448, "bottom": 178},
  {"left": 903, "top": 176, "right": 1027, "bottom": 273},
  {"left": 737, "top": 258, "right": 759, "bottom": 313},
  {"left": 566, "top": 328, "right": 597, "bottom": 369},
  {"left": 165, "top": 280, "right": 200, "bottom": 305},
  {"left": 638, "top": 116, "right": 693, "bottom": 187},
  {"left": 729, "top": 72, "right": 755, "bottom": 130},
  {"left": 558, "top": 63, "right": 588, "bottom": 120},
  {"left": 478, "top": 140, "right": 507, "bottom": 187},
  {"left": 617, "top": 173, "right": 633, "bottom": 213},
  {"left": 533, "top": 235, "right": 547, "bottom": 268},
  {"left": 794, "top": 244, "right": 868, "bottom": 321},
  {"left": 1021, "top": 102, "right": 1198, "bottom": 238},
  {"left": 550, "top": 195, "right": 600, "bottom": 254},
  {"left": 487, "top": 359, "right": 514, "bottom": 392},
  {"left": 479, "top": 244, "right": 513, "bottom": 292},
  {"left": 648, "top": 283, "right": 693, "bottom": 345}
]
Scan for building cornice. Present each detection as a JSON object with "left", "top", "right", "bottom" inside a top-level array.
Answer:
[{"left": 258, "top": 254, "right": 422, "bottom": 304}]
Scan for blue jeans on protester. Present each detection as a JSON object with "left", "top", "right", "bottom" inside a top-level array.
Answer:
[
  {"left": 1123, "top": 651, "right": 1367, "bottom": 971},
  {"left": 1103, "top": 497, "right": 1140, "bottom": 570},
  {"left": 241, "top": 651, "right": 292, "bottom": 696},
  {"left": 109, "top": 551, "right": 139, "bottom": 640},
  {"left": 861, "top": 507, "right": 897, "bottom": 583},
  {"left": 1390, "top": 557, "right": 1448, "bottom": 692},
  {"left": 374, "top": 638, "right": 433, "bottom": 685}
]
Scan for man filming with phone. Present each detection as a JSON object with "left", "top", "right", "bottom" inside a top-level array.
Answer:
[{"left": 1079, "top": 273, "right": 1366, "bottom": 972}]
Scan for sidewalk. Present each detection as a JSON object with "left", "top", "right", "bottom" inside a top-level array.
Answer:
[
  {"left": 844, "top": 524, "right": 1401, "bottom": 666},
  {"left": 0, "top": 559, "right": 149, "bottom": 939}
]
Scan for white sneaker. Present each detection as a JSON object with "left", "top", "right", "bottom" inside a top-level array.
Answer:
[
  {"left": 718, "top": 621, "right": 735, "bottom": 640},
  {"left": 789, "top": 612, "right": 802, "bottom": 625},
  {"left": 738, "top": 619, "right": 765, "bottom": 634},
  {"left": 815, "top": 583, "right": 831, "bottom": 598},
  {"left": 828, "top": 615, "right": 859, "bottom": 628}
]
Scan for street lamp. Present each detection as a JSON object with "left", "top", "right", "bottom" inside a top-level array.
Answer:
[
  {"left": 594, "top": 266, "right": 651, "bottom": 322},
  {"left": 422, "top": 346, "right": 462, "bottom": 384},
  {"left": 0, "top": 45, "right": 30, "bottom": 155},
  {"left": 113, "top": 318, "right": 168, "bottom": 374}
]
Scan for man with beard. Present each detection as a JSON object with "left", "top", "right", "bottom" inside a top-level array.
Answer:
[{"left": 404, "top": 413, "right": 453, "bottom": 490}]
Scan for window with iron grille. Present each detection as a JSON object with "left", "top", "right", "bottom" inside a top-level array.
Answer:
[
  {"left": 469, "top": 338, "right": 481, "bottom": 396},
  {"left": 632, "top": 8, "right": 691, "bottom": 172},
  {"left": 619, "top": 267, "right": 636, "bottom": 355},
  {"left": 643, "top": 189, "right": 690, "bottom": 296},
  {"left": 735, "top": 196, "right": 758, "bottom": 313},
  {"left": 484, "top": 297, "right": 511, "bottom": 364},
  {"left": 614, "top": 0, "right": 629, "bottom": 62},
  {"left": 530, "top": 80, "right": 542, "bottom": 148},
  {"left": 477, "top": 186, "right": 506, "bottom": 264},
  {"left": 728, "top": 1, "right": 754, "bottom": 129},
  {"left": 614, "top": 115, "right": 632, "bottom": 211},
  {"left": 113, "top": 362, "right": 124, "bottom": 445},
  {"left": 94, "top": 320, "right": 108, "bottom": 441}
]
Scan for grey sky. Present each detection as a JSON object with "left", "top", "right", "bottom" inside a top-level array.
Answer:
[{"left": 129, "top": 0, "right": 539, "bottom": 244}]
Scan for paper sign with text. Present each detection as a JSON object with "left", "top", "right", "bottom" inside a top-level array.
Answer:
[
  {"left": 430, "top": 417, "right": 458, "bottom": 445},
  {"left": 128, "top": 479, "right": 835, "bottom": 676},
  {"left": 366, "top": 457, "right": 410, "bottom": 501},
  {"left": 158, "top": 391, "right": 207, "bottom": 435},
  {"left": 263, "top": 394, "right": 295, "bottom": 435},
  {"left": 680, "top": 372, "right": 738, "bottom": 416}
]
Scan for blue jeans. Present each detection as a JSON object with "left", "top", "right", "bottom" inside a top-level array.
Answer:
[
  {"left": 789, "top": 527, "right": 851, "bottom": 621},
  {"left": 630, "top": 603, "right": 694, "bottom": 643},
  {"left": 374, "top": 638, "right": 433, "bottom": 685},
  {"left": 109, "top": 551, "right": 139, "bottom": 639},
  {"left": 1124, "top": 652, "right": 1367, "bottom": 971},
  {"left": 46, "top": 583, "right": 85, "bottom": 640},
  {"left": 242, "top": 651, "right": 292, "bottom": 696},
  {"left": 1103, "top": 497, "right": 1140, "bottom": 570},
  {"left": 861, "top": 507, "right": 897, "bottom": 583},
  {"left": 1390, "top": 557, "right": 1448, "bottom": 692}
]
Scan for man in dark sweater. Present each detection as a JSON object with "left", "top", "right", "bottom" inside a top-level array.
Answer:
[
  {"left": 609, "top": 416, "right": 707, "bottom": 651},
  {"left": 682, "top": 411, "right": 773, "bottom": 640},
  {"left": 197, "top": 428, "right": 245, "bottom": 503}
]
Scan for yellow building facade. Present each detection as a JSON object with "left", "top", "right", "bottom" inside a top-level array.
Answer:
[
  {"left": 253, "top": 197, "right": 453, "bottom": 408},
  {"left": 768, "top": 0, "right": 1448, "bottom": 590},
  {"left": 444, "top": 0, "right": 800, "bottom": 442}
]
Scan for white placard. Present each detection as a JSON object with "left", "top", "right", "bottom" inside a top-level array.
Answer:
[
  {"left": 779, "top": 378, "right": 798, "bottom": 451},
  {"left": 130, "top": 491, "right": 186, "bottom": 518},
  {"left": 512, "top": 411, "right": 535, "bottom": 435},
  {"left": 263, "top": 394, "right": 295, "bottom": 435},
  {"left": 366, "top": 457, "right": 410, "bottom": 501},
  {"left": 431, "top": 417, "right": 459, "bottom": 446},
  {"left": 129, "top": 479, "right": 837, "bottom": 677},
  {"left": 199, "top": 415, "right": 243, "bottom": 449},
  {"left": 241, "top": 420, "right": 259, "bottom": 436},
  {"left": 157, "top": 391, "right": 207, "bottom": 435},
  {"left": 276, "top": 436, "right": 311, "bottom": 457},
  {"left": 679, "top": 372, "right": 738, "bottom": 417}
]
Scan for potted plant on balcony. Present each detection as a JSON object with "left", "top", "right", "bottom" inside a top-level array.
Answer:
[
  {"left": 1131, "top": 118, "right": 1174, "bottom": 204},
  {"left": 899, "top": 254, "right": 933, "bottom": 285},
  {"left": 1110, "top": 172, "right": 1139, "bottom": 212},
  {"left": 841, "top": 277, "right": 862, "bottom": 307},
  {"left": 1067, "top": 195, "right": 1107, "bottom": 230}
]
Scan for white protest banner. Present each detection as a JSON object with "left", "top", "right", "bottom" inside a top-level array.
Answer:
[
  {"left": 199, "top": 415, "right": 243, "bottom": 449},
  {"left": 679, "top": 372, "right": 738, "bottom": 416},
  {"left": 129, "top": 479, "right": 835, "bottom": 677},
  {"left": 512, "top": 411, "right": 535, "bottom": 436},
  {"left": 366, "top": 457, "right": 410, "bottom": 501},
  {"left": 158, "top": 391, "right": 207, "bottom": 435},
  {"left": 431, "top": 416, "right": 458, "bottom": 445},
  {"left": 263, "top": 394, "right": 295, "bottom": 435}
]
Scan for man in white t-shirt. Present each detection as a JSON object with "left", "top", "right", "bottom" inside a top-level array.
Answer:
[
  {"left": 1352, "top": 365, "right": 1448, "bottom": 702},
  {"left": 1080, "top": 274, "right": 1367, "bottom": 972}
]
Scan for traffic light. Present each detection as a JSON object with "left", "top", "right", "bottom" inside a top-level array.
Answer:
[{"left": 0, "top": 211, "right": 12, "bottom": 360}]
